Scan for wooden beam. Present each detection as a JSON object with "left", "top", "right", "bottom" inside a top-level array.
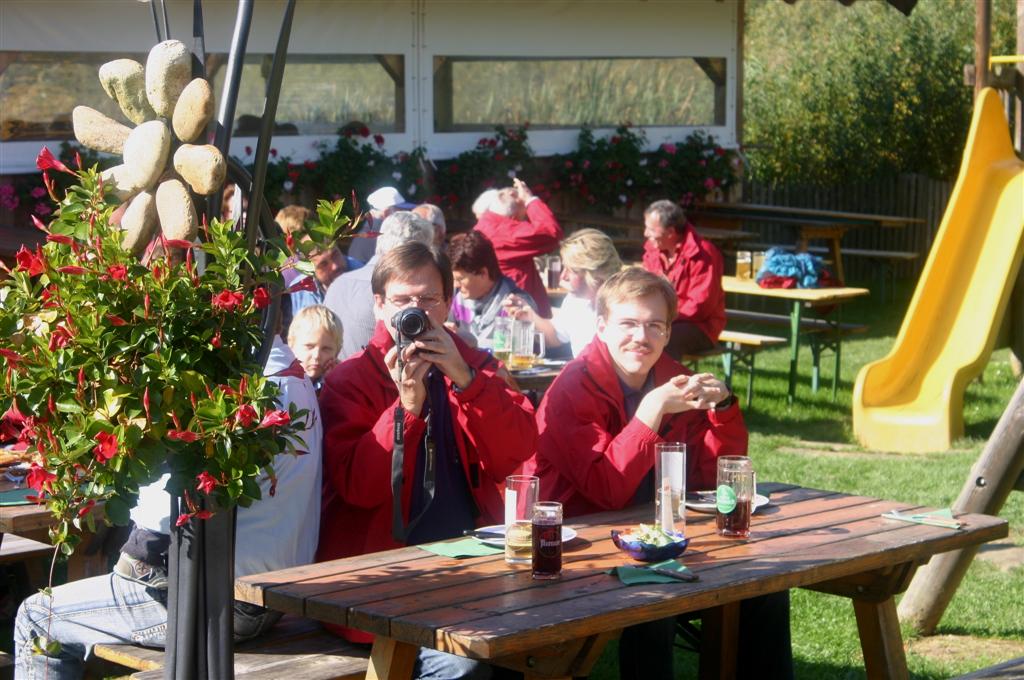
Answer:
[
  {"left": 898, "top": 377, "right": 1024, "bottom": 634},
  {"left": 975, "top": 0, "right": 992, "bottom": 98}
]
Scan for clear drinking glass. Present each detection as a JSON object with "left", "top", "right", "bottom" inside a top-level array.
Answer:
[
  {"left": 531, "top": 501, "right": 562, "bottom": 579},
  {"left": 654, "top": 443, "right": 686, "bottom": 535},
  {"left": 504, "top": 475, "right": 539, "bottom": 564},
  {"left": 492, "top": 316, "right": 513, "bottom": 365},
  {"left": 510, "top": 319, "right": 545, "bottom": 370},
  {"left": 716, "top": 456, "right": 754, "bottom": 538}
]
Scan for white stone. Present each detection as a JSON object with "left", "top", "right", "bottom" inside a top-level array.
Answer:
[
  {"left": 120, "top": 191, "right": 158, "bottom": 256},
  {"left": 173, "top": 145, "right": 226, "bottom": 195},
  {"left": 172, "top": 78, "right": 214, "bottom": 143},
  {"left": 155, "top": 179, "right": 198, "bottom": 242},
  {"left": 100, "top": 164, "right": 145, "bottom": 202},
  {"left": 98, "top": 59, "right": 156, "bottom": 125},
  {"left": 123, "top": 121, "right": 171, "bottom": 192},
  {"left": 145, "top": 40, "right": 192, "bottom": 118},
  {"left": 72, "top": 106, "right": 132, "bottom": 155}
]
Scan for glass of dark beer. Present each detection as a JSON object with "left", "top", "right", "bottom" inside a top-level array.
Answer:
[
  {"left": 531, "top": 502, "right": 562, "bottom": 579},
  {"left": 716, "top": 456, "right": 753, "bottom": 538}
]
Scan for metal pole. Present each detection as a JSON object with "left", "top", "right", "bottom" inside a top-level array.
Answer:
[
  {"left": 212, "top": 1, "right": 252, "bottom": 159},
  {"left": 149, "top": 0, "right": 164, "bottom": 42}
]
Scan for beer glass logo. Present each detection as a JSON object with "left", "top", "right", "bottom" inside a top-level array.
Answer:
[{"left": 716, "top": 485, "right": 737, "bottom": 514}]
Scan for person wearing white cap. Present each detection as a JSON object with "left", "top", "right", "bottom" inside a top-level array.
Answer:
[{"left": 348, "top": 186, "right": 411, "bottom": 262}]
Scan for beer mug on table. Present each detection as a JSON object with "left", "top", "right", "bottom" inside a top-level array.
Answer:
[
  {"left": 492, "top": 316, "right": 513, "bottom": 365},
  {"left": 510, "top": 318, "right": 545, "bottom": 370},
  {"left": 505, "top": 475, "right": 539, "bottom": 564},
  {"left": 716, "top": 456, "right": 754, "bottom": 538}
]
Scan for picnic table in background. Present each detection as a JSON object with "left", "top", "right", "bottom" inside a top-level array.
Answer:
[
  {"left": 0, "top": 477, "right": 111, "bottom": 581},
  {"left": 690, "top": 202, "right": 923, "bottom": 283},
  {"left": 721, "top": 276, "right": 869, "bottom": 403},
  {"left": 556, "top": 213, "right": 756, "bottom": 264},
  {"left": 235, "top": 484, "right": 1006, "bottom": 680}
]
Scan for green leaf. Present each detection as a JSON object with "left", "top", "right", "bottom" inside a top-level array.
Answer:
[
  {"left": 55, "top": 399, "right": 84, "bottom": 414},
  {"left": 105, "top": 496, "right": 131, "bottom": 526}
]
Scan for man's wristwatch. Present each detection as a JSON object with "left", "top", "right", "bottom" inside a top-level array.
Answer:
[{"left": 714, "top": 394, "right": 736, "bottom": 411}]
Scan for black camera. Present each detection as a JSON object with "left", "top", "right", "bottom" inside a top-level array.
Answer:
[{"left": 392, "top": 308, "right": 431, "bottom": 356}]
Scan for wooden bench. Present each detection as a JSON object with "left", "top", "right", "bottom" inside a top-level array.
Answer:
[
  {"left": 93, "top": 615, "right": 369, "bottom": 680},
  {"left": 717, "top": 330, "right": 787, "bottom": 407},
  {"left": 1, "top": 534, "right": 53, "bottom": 588},
  {"left": 953, "top": 657, "right": 1024, "bottom": 679},
  {"left": 726, "top": 309, "right": 868, "bottom": 394}
]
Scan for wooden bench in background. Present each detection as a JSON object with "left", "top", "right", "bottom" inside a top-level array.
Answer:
[
  {"left": 726, "top": 309, "right": 869, "bottom": 394},
  {"left": 93, "top": 615, "right": 369, "bottom": 680},
  {"left": 718, "top": 330, "right": 787, "bottom": 407}
]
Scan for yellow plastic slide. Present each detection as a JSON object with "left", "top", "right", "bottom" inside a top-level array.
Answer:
[{"left": 853, "top": 88, "right": 1024, "bottom": 453}]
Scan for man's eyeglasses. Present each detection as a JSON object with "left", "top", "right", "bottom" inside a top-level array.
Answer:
[
  {"left": 614, "top": 320, "right": 668, "bottom": 339},
  {"left": 386, "top": 294, "right": 445, "bottom": 310}
]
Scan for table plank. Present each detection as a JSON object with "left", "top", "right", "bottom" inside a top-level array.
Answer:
[{"left": 722, "top": 275, "right": 869, "bottom": 303}]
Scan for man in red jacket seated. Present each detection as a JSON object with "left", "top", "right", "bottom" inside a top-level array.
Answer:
[
  {"left": 473, "top": 178, "right": 562, "bottom": 318},
  {"left": 317, "top": 242, "right": 536, "bottom": 680},
  {"left": 525, "top": 267, "right": 792, "bottom": 680},
  {"left": 642, "top": 199, "right": 726, "bottom": 358}
]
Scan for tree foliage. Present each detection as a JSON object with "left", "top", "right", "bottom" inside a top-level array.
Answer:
[{"left": 745, "top": 0, "right": 1018, "bottom": 184}]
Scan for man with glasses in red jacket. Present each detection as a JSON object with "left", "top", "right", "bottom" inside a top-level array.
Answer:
[
  {"left": 525, "top": 267, "right": 792, "bottom": 680},
  {"left": 317, "top": 242, "right": 537, "bottom": 680}
]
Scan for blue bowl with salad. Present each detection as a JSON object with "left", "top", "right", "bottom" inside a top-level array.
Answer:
[{"left": 611, "top": 524, "right": 689, "bottom": 562}]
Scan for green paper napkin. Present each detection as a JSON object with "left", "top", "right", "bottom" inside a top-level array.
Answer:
[
  {"left": 882, "top": 508, "right": 961, "bottom": 530},
  {"left": 418, "top": 538, "right": 504, "bottom": 559},
  {"left": 608, "top": 559, "right": 693, "bottom": 585},
  {"left": 0, "top": 487, "right": 35, "bottom": 506}
]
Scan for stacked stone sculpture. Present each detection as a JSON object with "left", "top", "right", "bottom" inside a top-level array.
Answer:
[{"left": 72, "top": 40, "right": 224, "bottom": 255}]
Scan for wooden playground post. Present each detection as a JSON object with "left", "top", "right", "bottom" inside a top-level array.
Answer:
[{"left": 897, "top": 378, "right": 1024, "bottom": 635}]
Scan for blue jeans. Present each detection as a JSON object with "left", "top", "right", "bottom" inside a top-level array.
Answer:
[
  {"left": 14, "top": 573, "right": 280, "bottom": 680},
  {"left": 416, "top": 648, "right": 492, "bottom": 680}
]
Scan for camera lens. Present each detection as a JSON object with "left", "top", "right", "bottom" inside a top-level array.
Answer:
[{"left": 392, "top": 308, "right": 430, "bottom": 339}]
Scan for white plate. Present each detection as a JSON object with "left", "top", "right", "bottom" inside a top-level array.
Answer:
[
  {"left": 473, "top": 524, "right": 578, "bottom": 547},
  {"left": 684, "top": 492, "right": 771, "bottom": 514}
]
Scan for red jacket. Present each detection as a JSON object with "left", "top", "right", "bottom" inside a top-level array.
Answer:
[
  {"left": 642, "top": 225, "right": 726, "bottom": 343},
  {"left": 474, "top": 199, "right": 562, "bottom": 317},
  {"left": 317, "top": 322, "right": 537, "bottom": 639},
  {"left": 522, "top": 339, "right": 747, "bottom": 519}
]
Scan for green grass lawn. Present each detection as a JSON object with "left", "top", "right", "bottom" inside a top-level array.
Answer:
[{"left": 587, "top": 279, "right": 1023, "bottom": 679}]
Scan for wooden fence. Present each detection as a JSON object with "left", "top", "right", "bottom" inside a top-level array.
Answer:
[{"left": 743, "top": 173, "right": 953, "bottom": 282}]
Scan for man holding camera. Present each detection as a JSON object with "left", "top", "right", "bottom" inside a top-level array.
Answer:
[{"left": 317, "top": 242, "right": 536, "bottom": 678}]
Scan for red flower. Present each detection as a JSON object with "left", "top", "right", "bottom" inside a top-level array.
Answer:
[
  {"left": 105, "top": 314, "right": 128, "bottom": 327},
  {"left": 194, "top": 510, "right": 213, "bottom": 520},
  {"left": 210, "top": 331, "right": 221, "bottom": 348},
  {"left": 0, "top": 349, "right": 24, "bottom": 366},
  {"left": 163, "top": 239, "right": 193, "bottom": 250},
  {"left": 235, "top": 404, "right": 258, "bottom": 428},
  {"left": 661, "top": 143, "right": 677, "bottom": 155},
  {"left": 143, "top": 386, "right": 152, "bottom": 422},
  {"left": 196, "top": 471, "right": 219, "bottom": 495},
  {"left": 57, "top": 265, "right": 88, "bottom": 275},
  {"left": 15, "top": 246, "right": 45, "bottom": 277},
  {"left": 211, "top": 289, "right": 244, "bottom": 312},
  {"left": 167, "top": 429, "right": 200, "bottom": 443},
  {"left": 359, "top": 125, "right": 370, "bottom": 138},
  {"left": 31, "top": 215, "right": 49, "bottom": 233},
  {"left": 77, "top": 500, "right": 96, "bottom": 518},
  {"left": 175, "top": 513, "right": 192, "bottom": 527},
  {"left": 287, "top": 170, "right": 300, "bottom": 181},
  {"left": 373, "top": 134, "right": 385, "bottom": 147},
  {"left": 36, "top": 147, "right": 72, "bottom": 174},
  {"left": 303, "top": 160, "right": 316, "bottom": 171},
  {"left": 286, "top": 278, "right": 317, "bottom": 294},
  {"left": 494, "top": 153, "right": 505, "bottom": 161},
  {"left": 448, "top": 163, "right": 460, "bottom": 175},
  {"left": 270, "top": 148, "right": 278, "bottom": 158},
  {"left": 46, "top": 233, "right": 73, "bottom": 246},
  {"left": 715, "top": 147, "right": 726, "bottom": 157},
  {"left": 285, "top": 232, "right": 295, "bottom": 252},
  {"left": 27, "top": 464, "right": 56, "bottom": 494},
  {"left": 252, "top": 286, "right": 270, "bottom": 309},
  {"left": 258, "top": 410, "right": 290, "bottom": 429},
  {"left": 93, "top": 431, "right": 119, "bottom": 463},
  {"left": 106, "top": 264, "right": 128, "bottom": 281},
  {"left": 610, "top": 135, "right": 621, "bottom": 145},
  {"left": 48, "top": 324, "right": 74, "bottom": 351},
  {"left": 244, "top": 146, "right": 253, "bottom": 156}
]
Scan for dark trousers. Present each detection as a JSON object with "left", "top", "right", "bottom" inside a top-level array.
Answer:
[
  {"left": 618, "top": 591, "right": 794, "bottom": 680},
  {"left": 666, "top": 320, "right": 717, "bottom": 361}
]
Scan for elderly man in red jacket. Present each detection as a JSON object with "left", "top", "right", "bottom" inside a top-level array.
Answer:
[
  {"left": 473, "top": 178, "right": 562, "bottom": 318},
  {"left": 642, "top": 199, "right": 726, "bottom": 358},
  {"left": 318, "top": 242, "right": 536, "bottom": 680},
  {"left": 525, "top": 267, "right": 792, "bottom": 680}
]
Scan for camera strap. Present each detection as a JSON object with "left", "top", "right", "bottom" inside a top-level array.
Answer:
[{"left": 391, "top": 377, "right": 437, "bottom": 543}]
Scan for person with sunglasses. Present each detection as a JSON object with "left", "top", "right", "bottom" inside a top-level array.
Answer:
[{"left": 316, "top": 242, "right": 537, "bottom": 680}]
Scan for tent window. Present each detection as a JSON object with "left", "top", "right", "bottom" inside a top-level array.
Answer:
[
  {"left": 209, "top": 54, "right": 405, "bottom": 137},
  {"left": 0, "top": 51, "right": 405, "bottom": 142},
  {"left": 433, "top": 56, "right": 726, "bottom": 132}
]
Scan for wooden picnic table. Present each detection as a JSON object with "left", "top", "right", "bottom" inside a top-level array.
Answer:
[
  {"left": 507, "top": 363, "right": 564, "bottom": 394},
  {"left": 722, "top": 275, "right": 869, "bottom": 403},
  {"left": 236, "top": 484, "right": 1007, "bottom": 680},
  {"left": 691, "top": 202, "right": 923, "bottom": 283},
  {"left": 1, "top": 479, "right": 111, "bottom": 581}
]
